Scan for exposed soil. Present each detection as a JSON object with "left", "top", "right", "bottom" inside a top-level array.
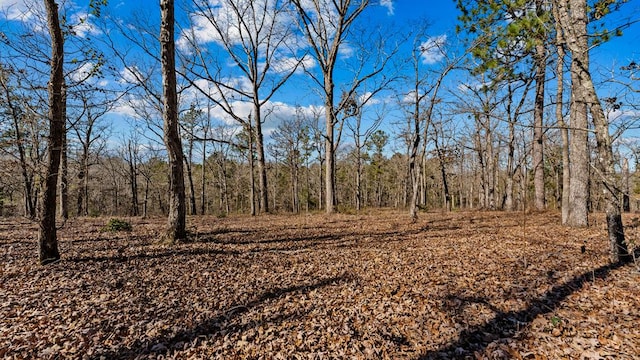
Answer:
[{"left": 1, "top": 210, "right": 639, "bottom": 359}]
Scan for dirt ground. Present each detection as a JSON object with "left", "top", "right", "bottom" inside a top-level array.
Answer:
[{"left": 1, "top": 210, "right": 639, "bottom": 359}]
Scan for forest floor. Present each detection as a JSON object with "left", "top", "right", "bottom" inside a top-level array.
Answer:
[{"left": 1, "top": 210, "right": 639, "bottom": 360}]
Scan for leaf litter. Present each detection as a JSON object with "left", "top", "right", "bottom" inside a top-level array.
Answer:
[{"left": 1, "top": 210, "right": 638, "bottom": 359}]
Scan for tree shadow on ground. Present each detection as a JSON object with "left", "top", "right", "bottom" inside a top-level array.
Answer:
[
  {"left": 417, "top": 260, "right": 631, "bottom": 359},
  {"left": 66, "top": 247, "right": 242, "bottom": 263},
  {"left": 91, "top": 273, "right": 356, "bottom": 359}
]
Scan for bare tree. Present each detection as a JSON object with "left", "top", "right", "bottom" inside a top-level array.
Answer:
[
  {"left": 181, "top": 0, "right": 304, "bottom": 214},
  {"left": 290, "top": 0, "right": 400, "bottom": 213},
  {"left": 345, "top": 95, "right": 383, "bottom": 212},
  {"left": 271, "top": 108, "right": 312, "bottom": 213},
  {"left": 0, "top": 64, "right": 37, "bottom": 218},
  {"left": 403, "top": 32, "right": 464, "bottom": 220},
  {"left": 70, "top": 90, "right": 111, "bottom": 216}
]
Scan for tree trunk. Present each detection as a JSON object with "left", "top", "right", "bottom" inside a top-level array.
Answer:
[
  {"left": 557, "top": 0, "right": 589, "bottom": 227},
  {"left": 434, "top": 137, "right": 451, "bottom": 212},
  {"left": 185, "top": 141, "right": 197, "bottom": 215},
  {"left": 254, "top": 105, "right": 269, "bottom": 214},
  {"left": 200, "top": 134, "right": 207, "bottom": 215},
  {"left": 39, "top": 0, "right": 64, "bottom": 265},
  {"left": 585, "top": 72, "right": 629, "bottom": 262},
  {"left": 622, "top": 157, "right": 630, "bottom": 212},
  {"left": 531, "top": 0, "right": 547, "bottom": 211},
  {"left": 325, "top": 90, "right": 336, "bottom": 214},
  {"left": 247, "top": 122, "right": 257, "bottom": 216},
  {"left": 127, "top": 142, "right": 139, "bottom": 216},
  {"left": 408, "top": 96, "right": 421, "bottom": 221},
  {"left": 553, "top": 17, "right": 571, "bottom": 223},
  {"left": 143, "top": 175, "right": 150, "bottom": 218},
  {"left": 59, "top": 85, "right": 68, "bottom": 219},
  {"left": 505, "top": 113, "right": 516, "bottom": 211},
  {"left": 532, "top": 39, "right": 546, "bottom": 211},
  {"left": 160, "top": 0, "right": 186, "bottom": 242}
]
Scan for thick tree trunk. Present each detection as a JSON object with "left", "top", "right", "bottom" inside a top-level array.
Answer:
[
  {"left": 566, "top": 67, "right": 589, "bottom": 226},
  {"left": 556, "top": 0, "right": 627, "bottom": 262},
  {"left": 553, "top": 24, "right": 571, "bottom": 223},
  {"left": 556, "top": 0, "right": 589, "bottom": 227},
  {"left": 160, "top": 0, "right": 186, "bottom": 242},
  {"left": 39, "top": 0, "right": 64, "bottom": 265}
]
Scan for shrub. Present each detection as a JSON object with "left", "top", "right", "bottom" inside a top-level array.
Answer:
[{"left": 102, "top": 218, "right": 132, "bottom": 232}]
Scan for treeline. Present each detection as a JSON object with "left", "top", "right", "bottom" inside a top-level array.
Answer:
[{"left": 2, "top": 119, "right": 637, "bottom": 218}]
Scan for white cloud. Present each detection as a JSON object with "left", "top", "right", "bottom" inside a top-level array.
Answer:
[
  {"left": 271, "top": 54, "right": 316, "bottom": 73},
  {"left": 359, "top": 91, "right": 381, "bottom": 106},
  {"left": 69, "top": 12, "right": 101, "bottom": 38},
  {"left": 401, "top": 90, "right": 423, "bottom": 104},
  {"left": 69, "top": 62, "right": 96, "bottom": 82},
  {"left": 380, "top": 0, "right": 394, "bottom": 15},
  {"left": 420, "top": 35, "right": 447, "bottom": 65},
  {"left": 111, "top": 97, "right": 148, "bottom": 119},
  {"left": 179, "top": 0, "right": 289, "bottom": 49},
  {"left": 607, "top": 108, "right": 640, "bottom": 122},
  {"left": 339, "top": 43, "right": 354, "bottom": 59},
  {"left": 0, "top": 0, "right": 33, "bottom": 21},
  {"left": 119, "top": 66, "right": 144, "bottom": 85}
]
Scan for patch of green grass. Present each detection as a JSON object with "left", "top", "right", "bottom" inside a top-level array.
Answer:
[{"left": 102, "top": 218, "right": 132, "bottom": 232}]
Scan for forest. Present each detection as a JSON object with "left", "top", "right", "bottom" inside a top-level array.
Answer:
[{"left": 1, "top": 0, "right": 640, "bottom": 358}]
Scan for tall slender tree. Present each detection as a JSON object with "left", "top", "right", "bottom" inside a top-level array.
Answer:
[
  {"left": 160, "top": 0, "right": 187, "bottom": 242},
  {"left": 182, "top": 0, "right": 304, "bottom": 214},
  {"left": 290, "top": 0, "right": 397, "bottom": 213},
  {"left": 39, "top": 0, "right": 65, "bottom": 265}
]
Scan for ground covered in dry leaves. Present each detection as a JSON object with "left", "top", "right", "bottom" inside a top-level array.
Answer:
[{"left": 1, "top": 210, "right": 639, "bottom": 359}]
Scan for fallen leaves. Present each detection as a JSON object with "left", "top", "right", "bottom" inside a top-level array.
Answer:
[{"left": 1, "top": 211, "right": 639, "bottom": 359}]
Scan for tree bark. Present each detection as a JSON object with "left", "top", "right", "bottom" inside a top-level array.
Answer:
[
  {"left": 532, "top": 38, "right": 546, "bottom": 211},
  {"left": 160, "top": 0, "right": 186, "bottom": 242},
  {"left": 552, "top": 6, "right": 571, "bottom": 223},
  {"left": 556, "top": 0, "right": 589, "bottom": 227},
  {"left": 59, "top": 85, "right": 68, "bottom": 219},
  {"left": 39, "top": 0, "right": 64, "bottom": 265},
  {"left": 185, "top": 139, "right": 197, "bottom": 215},
  {"left": 127, "top": 141, "right": 139, "bottom": 216},
  {"left": 555, "top": 0, "right": 628, "bottom": 262},
  {"left": 253, "top": 103, "right": 269, "bottom": 214},
  {"left": 622, "top": 157, "right": 630, "bottom": 212}
]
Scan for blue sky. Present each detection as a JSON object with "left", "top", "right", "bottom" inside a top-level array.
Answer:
[{"left": 1, "top": 0, "right": 640, "bottom": 154}]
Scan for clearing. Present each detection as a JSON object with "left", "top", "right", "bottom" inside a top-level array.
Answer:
[{"left": 1, "top": 210, "right": 639, "bottom": 359}]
